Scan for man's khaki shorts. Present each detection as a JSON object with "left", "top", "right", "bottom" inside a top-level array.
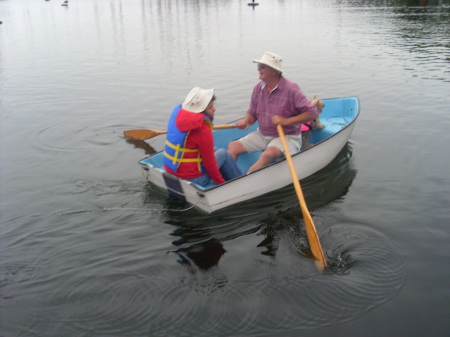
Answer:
[{"left": 238, "top": 130, "right": 302, "bottom": 155}]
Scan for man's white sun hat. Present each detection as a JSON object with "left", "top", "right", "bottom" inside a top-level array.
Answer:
[{"left": 253, "top": 51, "right": 283, "bottom": 74}]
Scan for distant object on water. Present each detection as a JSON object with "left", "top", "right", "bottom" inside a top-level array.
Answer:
[
  {"left": 248, "top": 0, "right": 259, "bottom": 6},
  {"left": 61, "top": 0, "right": 68, "bottom": 6}
]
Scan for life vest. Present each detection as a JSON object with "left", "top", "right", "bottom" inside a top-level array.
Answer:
[
  {"left": 301, "top": 120, "right": 313, "bottom": 133},
  {"left": 163, "top": 104, "right": 212, "bottom": 173}
]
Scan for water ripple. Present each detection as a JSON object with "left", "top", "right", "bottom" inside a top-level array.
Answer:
[
  {"left": 31, "top": 119, "right": 135, "bottom": 154},
  {"left": 226, "top": 222, "right": 408, "bottom": 333}
]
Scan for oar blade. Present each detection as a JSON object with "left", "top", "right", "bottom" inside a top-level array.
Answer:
[
  {"left": 303, "top": 215, "right": 327, "bottom": 271},
  {"left": 314, "top": 259, "right": 327, "bottom": 272},
  {"left": 124, "top": 129, "right": 164, "bottom": 140}
]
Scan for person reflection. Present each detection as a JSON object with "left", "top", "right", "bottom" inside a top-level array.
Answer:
[
  {"left": 174, "top": 238, "right": 226, "bottom": 271},
  {"left": 257, "top": 231, "right": 278, "bottom": 256}
]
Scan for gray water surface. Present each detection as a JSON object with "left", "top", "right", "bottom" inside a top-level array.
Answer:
[{"left": 1, "top": 0, "right": 449, "bottom": 336}]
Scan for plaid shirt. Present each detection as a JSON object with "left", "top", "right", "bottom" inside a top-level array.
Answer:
[{"left": 247, "top": 77, "right": 318, "bottom": 137}]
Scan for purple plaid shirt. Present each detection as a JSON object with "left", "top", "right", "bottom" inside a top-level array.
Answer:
[{"left": 247, "top": 77, "right": 318, "bottom": 137}]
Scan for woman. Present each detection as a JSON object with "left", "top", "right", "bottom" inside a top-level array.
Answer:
[{"left": 163, "top": 87, "right": 241, "bottom": 186}]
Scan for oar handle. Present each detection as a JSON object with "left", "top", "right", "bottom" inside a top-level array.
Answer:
[{"left": 213, "top": 124, "right": 237, "bottom": 130}]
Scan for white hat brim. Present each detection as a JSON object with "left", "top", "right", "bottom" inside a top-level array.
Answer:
[{"left": 252, "top": 59, "right": 283, "bottom": 74}]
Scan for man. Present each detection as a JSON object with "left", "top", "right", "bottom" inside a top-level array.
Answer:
[{"left": 228, "top": 51, "right": 318, "bottom": 173}]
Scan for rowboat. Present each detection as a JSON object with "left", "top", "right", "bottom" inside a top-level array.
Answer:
[{"left": 139, "top": 97, "right": 359, "bottom": 213}]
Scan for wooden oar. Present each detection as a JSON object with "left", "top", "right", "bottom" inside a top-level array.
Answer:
[
  {"left": 124, "top": 124, "right": 237, "bottom": 140},
  {"left": 276, "top": 124, "right": 327, "bottom": 272}
]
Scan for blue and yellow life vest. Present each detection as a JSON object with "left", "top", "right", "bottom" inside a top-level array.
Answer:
[{"left": 163, "top": 104, "right": 212, "bottom": 173}]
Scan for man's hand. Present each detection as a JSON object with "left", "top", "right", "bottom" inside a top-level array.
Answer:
[
  {"left": 272, "top": 115, "right": 288, "bottom": 126},
  {"left": 236, "top": 119, "right": 250, "bottom": 129}
]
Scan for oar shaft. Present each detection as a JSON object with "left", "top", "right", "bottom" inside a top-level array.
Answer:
[
  {"left": 124, "top": 124, "right": 236, "bottom": 140},
  {"left": 277, "top": 124, "right": 327, "bottom": 272},
  {"left": 213, "top": 124, "right": 237, "bottom": 130}
]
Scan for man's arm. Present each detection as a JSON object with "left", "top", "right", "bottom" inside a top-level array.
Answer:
[
  {"left": 236, "top": 113, "right": 257, "bottom": 129},
  {"left": 271, "top": 112, "right": 317, "bottom": 126}
]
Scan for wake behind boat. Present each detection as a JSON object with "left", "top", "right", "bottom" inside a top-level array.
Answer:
[{"left": 139, "top": 96, "right": 359, "bottom": 213}]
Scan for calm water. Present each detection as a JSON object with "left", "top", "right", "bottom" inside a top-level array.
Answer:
[{"left": 1, "top": 0, "right": 449, "bottom": 336}]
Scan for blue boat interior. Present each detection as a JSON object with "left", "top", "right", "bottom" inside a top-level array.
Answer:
[{"left": 140, "top": 97, "right": 359, "bottom": 190}]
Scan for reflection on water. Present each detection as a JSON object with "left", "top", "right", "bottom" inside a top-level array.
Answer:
[
  {"left": 154, "top": 143, "right": 357, "bottom": 272},
  {"left": 174, "top": 238, "right": 226, "bottom": 271},
  {"left": 125, "top": 137, "right": 157, "bottom": 155},
  {"left": 390, "top": 5, "right": 450, "bottom": 81}
]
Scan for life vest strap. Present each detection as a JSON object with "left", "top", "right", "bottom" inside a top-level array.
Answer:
[
  {"left": 163, "top": 152, "right": 202, "bottom": 163},
  {"left": 164, "top": 140, "right": 201, "bottom": 164},
  {"left": 165, "top": 140, "right": 199, "bottom": 153}
]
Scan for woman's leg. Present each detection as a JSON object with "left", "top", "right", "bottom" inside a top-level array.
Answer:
[
  {"left": 215, "top": 148, "right": 242, "bottom": 180},
  {"left": 188, "top": 173, "right": 211, "bottom": 186}
]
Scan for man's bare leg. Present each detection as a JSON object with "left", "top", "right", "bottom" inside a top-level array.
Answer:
[
  {"left": 227, "top": 140, "right": 247, "bottom": 161},
  {"left": 247, "top": 146, "right": 282, "bottom": 173}
]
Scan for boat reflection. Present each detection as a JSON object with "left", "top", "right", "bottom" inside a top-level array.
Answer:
[
  {"left": 253, "top": 142, "right": 357, "bottom": 259},
  {"left": 157, "top": 142, "right": 357, "bottom": 267},
  {"left": 214, "top": 141, "right": 358, "bottom": 216}
]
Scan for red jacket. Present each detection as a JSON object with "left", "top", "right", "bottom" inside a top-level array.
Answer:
[{"left": 164, "top": 108, "right": 225, "bottom": 184}]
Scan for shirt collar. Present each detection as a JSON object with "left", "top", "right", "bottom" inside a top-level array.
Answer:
[{"left": 260, "top": 77, "right": 284, "bottom": 91}]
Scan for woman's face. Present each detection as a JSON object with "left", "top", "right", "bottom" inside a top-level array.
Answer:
[{"left": 204, "top": 101, "right": 216, "bottom": 119}]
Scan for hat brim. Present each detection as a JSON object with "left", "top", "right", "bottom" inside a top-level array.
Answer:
[
  {"left": 252, "top": 59, "right": 283, "bottom": 74},
  {"left": 182, "top": 88, "right": 215, "bottom": 113}
]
